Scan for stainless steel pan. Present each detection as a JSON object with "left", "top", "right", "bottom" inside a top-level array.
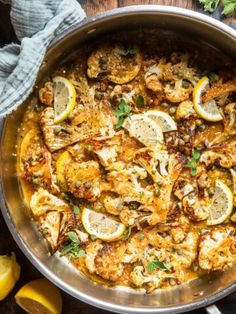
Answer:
[{"left": 1, "top": 5, "right": 236, "bottom": 314}]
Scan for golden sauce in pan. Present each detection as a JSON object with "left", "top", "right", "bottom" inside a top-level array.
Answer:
[{"left": 18, "top": 30, "right": 236, "bottom": 293}]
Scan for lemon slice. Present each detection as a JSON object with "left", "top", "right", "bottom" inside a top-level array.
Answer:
[
  {"left": 193, "top": 76, "right": 222, "bottom": 122},
  {"left": 53, "top": 76, "right": 76, "bottom": 124},
  {"left": 82, "top": 208, "right": 125, "bottom": 241},
  {"left": 123, "top": 114, "right": 163, "bottom": 147},
  {"left": 144, "top": 110, "right": 177, "bottom": 132},
  {"left": 207, "top": 180, "right": 233, "bottom": 226},
  {"left": 0, "top": 253, "right": 20, "bottom": 300},
  {"left": 15, "top": 278, "right": 62, "bottom": 314}
]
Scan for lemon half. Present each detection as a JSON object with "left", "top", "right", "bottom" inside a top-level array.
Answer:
[
  {"left": 193, "top": 76, "right": 222, "bottom": 122},
  {"left": 0, "top": 253, "right": 20, "bottom": 300},
  {"left": 82, "top": 208, "right": 125, "bottom": 241},
  {"left": 53, "top": 76, "right": 76, "bottom": 124},
  {"left": 207, "top": 180, "right": 233, "bottom": 226},
  {"left": 15, "top": 278, "right": 62, "bottom": 314}
]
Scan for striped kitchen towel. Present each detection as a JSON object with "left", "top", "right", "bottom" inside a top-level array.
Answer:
[{"left": 0, "top": 0, "right": 86, "bottom": 116}]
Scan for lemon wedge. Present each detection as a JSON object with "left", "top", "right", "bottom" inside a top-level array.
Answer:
[
  {"left": 53, "top": 76, "right": 76, "bottom": 124},
  {"left": 123, "top": 114, "right": 163, "bottom": 147},
  {"left": 207, "top": 180, "right": 233, "bottom": 226},
  {"left": 144, "top": 110, "right": 177, "bottom": 132},
  {"left": 193, "top": 76, "right": 222, "bottom": 122},
  {"left": 82, "top": 208, "right": 125, "bottom": 241},
  {"left": 15, "top": 278, "right": 62, "bottom": 314},
  {"left": 0, "top": 253, "right": 20, "bottom": 300}
]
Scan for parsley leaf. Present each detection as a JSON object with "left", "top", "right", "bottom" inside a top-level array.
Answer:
[
  {"left": 199, "top": 0, "right": 220, "bottom": 13},
  {"left": 193, "top": 148, "right": 201, "bottom": 161},
  {"left": 136, "top": 95, "right": 145, "bottom": 107},
  {"left": 148, "top": 259, "right": 171, "bottom": 273},
  {"left": 222, "top": 0, "right": 236, "bottom": 15},
  {"left": 114, "top": 99, "right": 131, "bottom": 129},
  {"left": 73, "top": 205, "right": 80, "bottom": 215},
  {"left": 198, "top": 0, "right": 236, "bottom": 16},
  {"left": 60, "top": 231, "right": 86, "bottom": 259},
  {"left": 185, "top": 149, "right": 201, "bottom": 176},
  {"left": 202, "top": 71, "right": 219, "bottom": 82},
  {"left": 122, "top": 226, "right": 132, "bottom": 240},
  {"left": 67, "top": 231, "right": 79, "bottom": 243},
  {"left": 119, "top": 45, "right": 136, "bottom": 56},
  {"left": 191, "top": 168, "right": 197, "bottom": 176}
]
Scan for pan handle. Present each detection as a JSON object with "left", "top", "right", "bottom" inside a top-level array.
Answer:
[{"left": 205, "top": 304, "right": 222, "bottom": 314}]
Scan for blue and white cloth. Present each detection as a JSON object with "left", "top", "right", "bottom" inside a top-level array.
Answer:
[{"left": 0, "top": 0, "right": 86, "bottom": 116}]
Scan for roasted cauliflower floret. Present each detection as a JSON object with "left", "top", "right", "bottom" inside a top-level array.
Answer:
[
  {"left": 103, "top": 195, "right": 123, "bottom": 215},
  {"left": 106, "top": 164, "right": 153, "bottom": 205},
  {"left": 200, "top": 140, "right": 236, "bottom": 168},
  {"left": 134, "top": 147, "right": 168, "bottom": 184},
  {"left": 88, "top": 135, "right": 121, "bottom": 167},
  {"left": 119, "top": 209, "right": 145, "bottom": 226},
  {"left": 164, "top": 79, "right": 192, "bottom": 103},
  {"left": 175, "top": 100, "right": 196, "bottom": 120},
  {"left": 85, "top": 240, "right": 103, "bottom": 273},
  {"left": 183, "top": 192, "right": 210, "bottom": 221},
  {"left": 144, "top": 60, "right": 165, "bottom": 93},
  {"left": 171, "top": 232, "right": 199, "bottom": 269},
  {"left": 20, "top": 129, "right": 58, "bottom": 192},
  {"left": 199, "top": 226, "right": 236, "bottom": 271},
  {"left": 173, "top": 179, "right": 194, "bottom": 200},
  {"left": 123, "top": 232, "right": 149, "bottom": 264},
  {"left": 87, "top": 43, "right": 142, "bottom": 84},
  {"left": 203, "top": 80, "right": 236, "bottom": 103},
  {"left": 39, "top": 82, "right": 54, "bottom": 106},
  {"left": 40, "top": 108, "right": 90, "bottom": 152},
  {"left": 30, "top": 188, "right": 73, "bottom": 250},
  {"left": 65, "top": 160, "right": 101, "bottom": 201},
  {"left": 94, "top": 242, "right": 127, "bottom": 281}
]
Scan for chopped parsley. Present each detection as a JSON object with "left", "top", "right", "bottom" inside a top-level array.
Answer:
[
  {"left": 185, "top": 148, "right": 201, "bottom": 176},
  {"left": 60, "top": 231, "right": 86, "bottom": 259},
  {"left": 122, "top": 226, "right": 132, "bottom": 240},
  {"left": 114, "top": 99, "right": 131, "bottom": 129},
  {"left": 198, "top": 0, "right": 236, "bottom": 16},
  {"left": 148, "top": 259, "right": 171, "bottom": 273},
  {"left": 222, "top": 0, "right": 236, "bottom": 15},
  {"left": 73, "top": 205, "right": 80, "bottom": 215},
  {"left": 136, "top": 95, "right": 145, "bottom": 107},
  {"left": 202, "top": 71, "right": 219, "bottom": 82},
  {"left": 120, "top": 45, "right": 136, "bottom": 56},
  {"left": 199, "top": 0, "right": 220, "bottom": 12},
  {"left": 64, "top": 193, "right": 73, "bottom": 201}
]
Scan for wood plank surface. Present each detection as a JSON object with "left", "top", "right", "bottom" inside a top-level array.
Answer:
[{"left": 0, "top": 1, "right": 235, "bottom": 313}]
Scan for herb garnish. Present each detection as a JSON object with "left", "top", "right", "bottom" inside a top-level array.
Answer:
[
  {"left": 60, "top": 231, "right": 86, "bottom": 259},
  {"left": 114, "top": 99, "right": 131, "bottom": 129},
  {"left": 198, "top": 0, "right": 236, "bottom": 16},
  {"left": 120, "top": 45, "right": 136, "bottom": 56},
  {"left": 148, "top": 259, "right": 171, "bottom": 273},
  {"left": 202, "top": 71, "right": 219, "bottom": 82},
  {"left": 185, "top": 148, "right": 201, "bottom": 176},
  {"left": 136, "top": 95, "right": 145, "bottom": 107},
  {"left": 73, "top": 205, "right": 80, "bottom": 215},
  {"left": 122, "top": 226, "right": 132, "bottom": 240},
  {"left": 64, "top": 193, "right": 73, "bottom": 201}
]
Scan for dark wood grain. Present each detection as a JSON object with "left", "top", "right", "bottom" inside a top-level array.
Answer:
[
  {"left": 0, "top": 1, "right": 235, "bottom": 314},
  {"left": 83, "top": 0, "right": 118, "bottom": 16}
]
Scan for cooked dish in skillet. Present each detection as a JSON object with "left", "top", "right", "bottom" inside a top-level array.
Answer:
[{"left": 18, "top": 32, "right": 236, "bottom": 293}]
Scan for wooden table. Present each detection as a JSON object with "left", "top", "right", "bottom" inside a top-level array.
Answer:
[{"left": 0, "top": 1, "right": 235, "bottom": 313}]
